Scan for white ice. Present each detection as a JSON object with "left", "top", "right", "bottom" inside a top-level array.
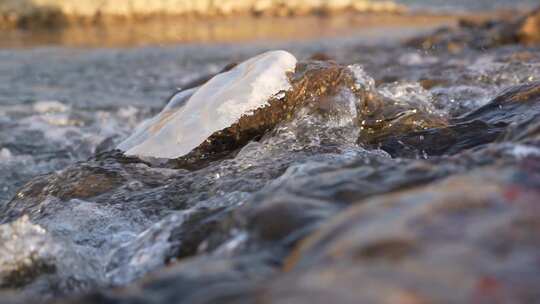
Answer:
[{"left": 118, "top": 50, "right": 298, "bottom": 159}]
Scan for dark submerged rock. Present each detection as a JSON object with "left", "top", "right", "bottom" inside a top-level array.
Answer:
[
  {"left": 273, "top": 162, "right": 540, "bottom": 304},
  {"left": 46, "top": 153, "right": 540, "bottom": 304},
  {"left": 369, "top": 82, "right": 540, "bottom": 157},
  {"left": 59, "top": 253, "right": 275, "bottom": 304},
  {"left": 355, "top": 84, "right": 447, "bottom": 149}
]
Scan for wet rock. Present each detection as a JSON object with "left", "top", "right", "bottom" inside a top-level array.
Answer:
[
  {"left": 407, "top": 7, "right": 540, "bottom": 51},
  {"left": 371, "top": 82, "right": 540, "bottom": 158},
  {"left": 377, "top": 119, "right": 500, "bottom": 157},
  {"left": 60, "top": 253, "right": 276, "bottom": 304},
  {"left": 49, "top": 153, "right": 540, "bottom": 304},
  {"left": 245, "top": 197, "right": 335, "bottom": 243},
  {"left": 170, "top": 59, "right": 450, "bottom": 170},
  {"left": 119, "top": 50, "right": 298, "bottom": 159},
  {"left": 0, "top": 152, "right": 147, "bottom": 223},
  {"left": 170, "top": 59, "right": 360, "bottom": 170},
  {"left": 103, "top": 207, "right": 236, "bottom": 287},
  {"left": 167, "top": 207, "right": 229, "bottom": 259},
  {"left": 3, "top": 45, "right": 540, "bottom": 303},
  {"left": 270, "top": 161, "right": 540, "bottom": 304},
  {"left": 355, "top": 80, "right": 447, "bottom": 149},
  {"left": 503, "top": 120, "right": 540, "bottom": 143}
]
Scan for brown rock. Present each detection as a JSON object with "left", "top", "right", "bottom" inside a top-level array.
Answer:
[
  {"left": 170, "top": 60, "right": 359, "bottom": 169},
  {"left": 170, "top": 59, "right": 451, "bottom": 169},
  {"left": 369, "top": 82, "right": 540, "bottom": 157},
  {"left": 274, "top": 163, "right": 540, "bottom": 304},
  {"left": 356, "top": 86, "right": 447, "bottom": 148}
]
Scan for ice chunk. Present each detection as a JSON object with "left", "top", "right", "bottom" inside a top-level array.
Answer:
[
  {"left": 116, "top": 88, "right": 197, "bottom": 152},
  {"left": 119, "top": 50, "right": 298, "bottom": 159}
]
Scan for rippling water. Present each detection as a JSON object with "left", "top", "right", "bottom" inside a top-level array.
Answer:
[{"left": 0, "top": 4, "right": 539, "bottom": 304}]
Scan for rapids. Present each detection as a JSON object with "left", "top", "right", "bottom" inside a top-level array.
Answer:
[{"left": 1, "top": 7, "right": 540, "bottom": 304}]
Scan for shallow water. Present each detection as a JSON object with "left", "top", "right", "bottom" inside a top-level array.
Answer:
[
  {"left": 3, "top": 40, "right": 538, "bottom": 205},
  {"left": 1, "top": 6, "right": 540, "bottom": 304}
]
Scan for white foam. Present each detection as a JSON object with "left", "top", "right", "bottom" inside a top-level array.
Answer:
[
  {"left": 509, "top": 144, "right": 540, "bottom": 159},
  {"left": 33, "top": 100, "right": 69, "bottom": 113},
  {"left": 119, "top": 50, "right": 297, "bottom": 159},
  {"left": 0, "top": 148, "right": 12, "bottom": 160},
  {"left": 398, "top": 52, "right": 438, "bottom": 66}
]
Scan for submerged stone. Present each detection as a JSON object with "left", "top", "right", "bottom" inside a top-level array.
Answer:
[
  {"left": 48, "top": 155, "right": 540, "bottom": 304},
  {"left": 355, "top": 81, "right": 447, "bottom": 148},
  {"left": 372, "top": 82, "right": 540, "bottom": 157},
  {"left": 275, "top": 163, "right": 540, "bottom": 304}
]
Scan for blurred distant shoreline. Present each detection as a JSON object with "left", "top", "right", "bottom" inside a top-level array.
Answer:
[
  {"left": 0, "top": 12, "right": 507, "bottom": 49},
  {"left": 0, "top": 0, "right": 404, "bottom": 30},
  {"left": 0, "top": 0, "right": 532, "bottom": 49}
]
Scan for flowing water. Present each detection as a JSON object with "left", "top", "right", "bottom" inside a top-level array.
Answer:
[{"left": 0, "top": 2, "right": 540, "bottom": 304}]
